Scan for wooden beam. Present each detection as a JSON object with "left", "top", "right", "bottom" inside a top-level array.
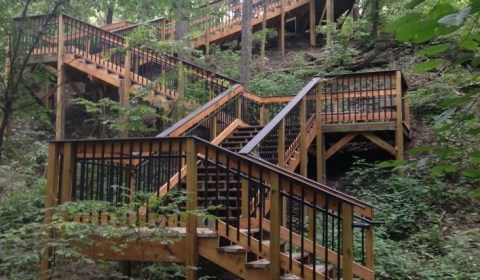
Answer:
[
  {"left": 300, "top": 96, "right": 307, "bottom": 176},
  {"left": 365, "top": 227, "right": 374, "bottom": 272},
  {"left": 322, "top": 122, "right": 396, "bottom": 133},
  {"left": 277, "top": 119, "right": 286, "bottom": 166},
  {"left": 59, "top": 143, "right": 74, "bottom": 203},
  {"left": 342, "top": 203, "right": 354, "bottom": 280},
  {"left": 361, "top": 132, "right": 395, "bottom": 156},
  {"left": 325, "top": 132, "right": 358, "bottom": 160},
  {"left": 269, "top": 171, "right": 281, "bottom": 279},
  {"left": 322, "top": 112, "right": 398, "bottom": 123},
  {"left": 280, "top": 0, "right": 286, "bottom": 56},
  {"left": 55, "top": 15, "right": 65, "bottom": 140},
  {"left": 185, "top": 138, "right": 198, "bottom": 280},
  {"left": 309, "top": 0, "right": 316, "bottom": 46},
  {"left": 315, "top": 84, "right": 326, "bottom": 184}
]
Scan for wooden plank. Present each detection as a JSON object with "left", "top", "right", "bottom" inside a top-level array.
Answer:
[
  {"left": 342, "top": 203, "right": 354, "bottom": 280},
  {"left": 185, "top": 138, "right": 198, "bottom": 280},
  {"left": 300, "top": 96, "right": 307, "bottom": 176},
  {"left": 320, "top": 88, "right": 396, "bottom": 99},
  {"left": 316, "top": 84, "right": 326, "bottom": 184},
  {"left": 322, "top": 122, "right": 396, "bottom": 133},
  {"left": 242, "top": 91, "right": 294, "bottom": 104},
  {"left": 365, "top": 227, "right": 374, "bottom": 273},
  {"left": 325, "top": 132, "right": 358, "bottom": 160},
  {"left": 361, "top": 132, "right": 395, "bottom": 156}
]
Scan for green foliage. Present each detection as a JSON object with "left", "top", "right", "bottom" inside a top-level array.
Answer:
[
  {"left": 197, "top": 45, "right": 241, "bottom": 80},
  {"left": 249, "top": 72, "right": 303, "bottom": 97}
]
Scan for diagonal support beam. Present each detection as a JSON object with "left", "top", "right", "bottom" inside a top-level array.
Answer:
[
  {"left": 325, "top": 132, "right": 358, "bottom": 160},
  {"left": 361, "top": 132, "right": 396, "bottom": 156}
]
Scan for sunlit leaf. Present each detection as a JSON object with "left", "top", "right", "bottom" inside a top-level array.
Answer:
[
  {"left": 461, "top": 38, "right": 478, "bottom": 51},
  {"left": 470, "top": 151, "right": 480, "bottom": 163},
  {"left": 413, "top": 59, "right": 443, "bottom": 72},
  {"left": 434, "top": 107, "right": 456, "bottom": 125},
  {"left": 461, "top": 169, "right": 480, "bottom": 178},
  {"left": 385, "top": 13, "right": 422, "bottom": 33},
  {"left": 418, "top": 44, "right": 449, "bottom": 57},
  {"left": 432, "top": 165, "right": 456, "bottom": 176},
  {"left": 378, "top": 160, "right": 407, "bottom": 168},
  {"left": 470, "top": 188, "right": 480, "bottom": 198}
]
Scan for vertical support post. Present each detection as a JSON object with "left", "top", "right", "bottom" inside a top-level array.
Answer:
[
  {"left": 309, "top": 0, "right": 317, "bottom": 46},
  {"left": 365, "top": 226, "right": 375, "bottom": 271},
  {"left": 236, "top": 96, "right": 242, "bottom": 121},
  {"left": 177, "top": 61, "right": 185, "bottom": 98},
  {"left": 300, "top": 97, "right": 307, "bottom": 176},
  {"left": 264, "top": 107, "right": 270, "bottom": 124},
  {"left": 40, "top": 143, "right": 61, "bottom": 280},
  {"left": 279, "top": 0, "right": 285, "bottom": 56},
  {"left": 185, "top": 138, "right": 198, "bottom": 280},
  {"left": 205, "top": 3, "right": 210, "bottom": 55},
  {"left": 315, "top": 84, "right": 326, "bottom": 184},
  {"left": 259, "top": 105, "right": 265, "bottom": 126},
  {"left": 395, "top": 71, "right": 404, "bottom": 162},
  {"left": 161, "top": 20, "right": 166, "bottom": 41},
  {"left": 241, "top": 179, "right": 249, "bottom": 217},
  {"left": 342, "top": 203, "right": 354, "bottom": 280},
  {"left": 55, "top": 14, "right": 65, "bottom": 140},
  {"left": 326, "top": 0, "right": 334, "bottom": 46},
  {"left": 60, "top": 142, "right": 74, "bottom": 204},
  {"left": 269, "top": 171, "right": 281, "bottom": 279},
  {"left": 277, "top": 119, "right": 285, "bottom": 166},
  {"left": 210, "top": 116, "right": 217, "bottom": 140}
]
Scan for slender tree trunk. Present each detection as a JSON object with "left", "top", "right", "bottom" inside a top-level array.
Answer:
[
  {"left": 106, "top": 6, "right": 114, "bottom": 25},
  {"left": 371, "top": 0, "right": 380, "bottom": 41},
  {"left": 260, "top": 1, "right": 267, "bottom": 71},
  {"left": 175, "top": 0, "right": 190, "bottom": 59},
  {"left": 240, "top": 0, "right": 253, "bottom": 85}
]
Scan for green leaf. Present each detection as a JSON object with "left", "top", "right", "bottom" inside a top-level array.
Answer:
[
  {"left": 466, "top": 127, "right": 480, "bottom": 135},
  {"left": 434, "top": 107, "right": 456, "bottom": 125},
  {"left": 432, "top": 165, "right": 456, "bottom": 176},
  {"left": 396, "top": 19, "right": 438, "bottom": 43},
  {"left": 470, "top": 151, "right": 480, "bottom": 163},
  {"left": 385, "top": 13, "right": 422, "bottom": 33},
  {"left": 378, "top": 160, "right": 407, "bottom": 168},
  {"left": 470, "top": 0, "right": 480, "bottom": 13},
  {"left": 461, "top": 38, "right": 478, "bottom": 51},
  {"left": 437, "top": 7, "right": 471, "bottom": 26},
  {"left": 472, "top": 56, "right": 480, "bottom": 67},
  {"left": 418, "top": 44, "right": 449, "bottom": 57},
  {"left": 441, "top": 92, "right": 475, "bottom": 107},
  {"left": 409, "top": 146, "right": 432, "bottom": 156},
  {"left": 406, "top": 0, "right": 427, "bottom": 9},
  {"left": 429, "top": 3, "right": 458, "bottom": 20},
  {"left": 461, "top": 169, "right": 480, "bottom": 178},
  {"left": 470, "top": 188, "right": 480, "bottom": 198},
  {"left": 413, "top": 59, "right": 443, "bottom": 72}
]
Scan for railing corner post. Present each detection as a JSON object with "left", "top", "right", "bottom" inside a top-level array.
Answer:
[
  {"left": 342, "top": 202, "right": 354, "bottom": 280},
  {"left": 185, "top": 138, "right": 198, "bottom": 280},
  {"left": 269, "top": 171, "right": 281, "bottom": 279}
]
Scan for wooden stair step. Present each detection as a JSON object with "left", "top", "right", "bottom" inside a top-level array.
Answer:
[
  {"left": 245, "top": 258, "right": 269, "bottom": 269},
  {"left": 280, "top": 273, "right": 302, "bottom": 280},
  {"left": 216, "top": 244, "right": 246, "bottom": 254},
  {"left": 291, "top": 251, "right": 310, "bottom": 261}
]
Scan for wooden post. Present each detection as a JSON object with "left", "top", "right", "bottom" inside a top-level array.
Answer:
[
  {"left": 326, "top": 0, "right": 334, "bottom": 46},
  {"left": 40, "top": 143, "right": 61, "bottom": 279},
  {"left": 365, "top": 226, "right": 375, "bottom": 271},
  {"left": 60, "top": 143, "right": 74, "bottom": 204},
  {"left": 269, "top": 171, "right": 281, "bottom": 279},
  {"left": 177, "top": 61, "right": 185, "bottom": 98},
  {"left": 55, "top": 14, "right": 66, "bottom": 140},
  {"left": 342, "top": 203, "right": 354, "bottom": 280},
  {"left": 205, "top": 3, "right": 210, "bottom": 55},
  {"left": 300, "top": 97, "right": 307, "bottom": 176},
  {"left": 395, "top": 71, "right": 404, "bottom": 161},
  {"left": 236, "top": 96, "right": 242, "bottom": 121},
  {"left": 241, "top": 179, "right": 249, "bottom": 217},
  {"left": 264, "top": 107, "right": 270, "bottom": 124},
  {"left": 315, "top": 84, "right": 326, "bottom": 184},
  {"left": 277, "top": 119, "right": 285, "bottom": 166},
  {"left": 309, "top": 0, "right": 317, "bottom": 46},
  {"left": 185, "top": 138, "right": 198, "bottom": 280},
  {"left": 161, "top": 19, "right": 166, "bottom": 41},
  {"left": 210, "top": 116, "right": 217, "bottom": 140},
  {"left": 259, "top": 105, "right": 265, "bottom": 125},
  {"left": 279, "top": 0, "right": 286, "bottom": 56}
]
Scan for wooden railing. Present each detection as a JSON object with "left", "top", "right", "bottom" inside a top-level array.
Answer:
[
  {"left": 240, "top": 78, "right": 319, "bottom": 165},
  {"left": 44, "top": 137, "right": 376, "bottom": 279}
]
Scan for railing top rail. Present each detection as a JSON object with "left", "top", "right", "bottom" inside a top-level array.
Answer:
[
  {"left": 110, "top": 17, "right": 166, "bottom": 33},
  {"left": 158, "top": 84, "right": 243, "bottom": 137},
  {"left": 319, "top": 70, "right": 408, "bottom": 90},
  {"left": 239, "top": 78, "right": 320, "bottom": 154}
]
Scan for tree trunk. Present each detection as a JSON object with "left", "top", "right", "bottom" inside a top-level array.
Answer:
[
  {"left": 175, "top": 0, "right": 190, "bottom": 59},
  {"left": 240, "top": 0, "right": 253, "bottom": 85},
  {"left": 260, "top": 1, "right": 267, "bottom": 71},
  {"left": 371, "top": 0, "right": 380, "bottom": 41},
  {"left": 106, "top": 6, "right": 114, "bottom": 25}
]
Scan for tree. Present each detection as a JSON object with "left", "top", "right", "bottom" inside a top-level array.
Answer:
[
  {"left": 240, "top": 0, "right": 253, "bottom": 85},
  {"left": 0, "top": 0, "right": 67, "bottom": 162}
]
